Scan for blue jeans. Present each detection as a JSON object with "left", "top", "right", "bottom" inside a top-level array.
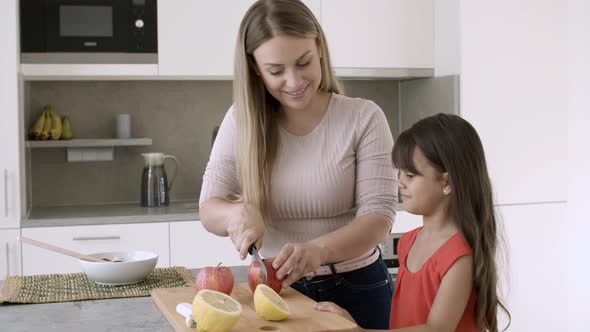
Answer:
[{"left": 291, "top": 253, "right": 393, "bottom": 329}]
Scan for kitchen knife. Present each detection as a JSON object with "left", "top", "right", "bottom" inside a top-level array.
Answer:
[
  {"left": 175, "top": 303, "right": 196, "bottom": 328},
  {"left": 248, "top": 244, "right": 268, "bottom": 284}
]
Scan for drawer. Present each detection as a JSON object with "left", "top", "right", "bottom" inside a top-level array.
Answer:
[
  {"left": 0, "top": 229, "right": 22, "bottom": 278},
  {"left": 170, "top": 220, "right": 248, "bottom": 269},
  {"left": 22, "top": 223, "right": 169, "bottom": 275}
]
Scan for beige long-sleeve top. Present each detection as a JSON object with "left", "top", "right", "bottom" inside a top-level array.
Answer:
[{"left": 199, "top": 93, "right": 397, "bottom": 258}]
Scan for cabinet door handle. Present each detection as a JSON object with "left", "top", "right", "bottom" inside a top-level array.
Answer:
[
  {"left": 72, "top": 236, "right": 121, "bottom": 241},
  {"left": 5, "top": 242, "right": 9, "bottom": 276},
  {"left": 3, "top": 169, "right": 7, "bottom": 218}
]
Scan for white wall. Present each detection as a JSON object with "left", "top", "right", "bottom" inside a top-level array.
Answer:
[
  {"left": 434, "top": 0, "right": 460, "bottom": 76},
  {"left": 567, "top": 0, "right": 590, "bottom": 331},
  {"left": 459, "top": 0, "right": 569, "bottom": 330}
]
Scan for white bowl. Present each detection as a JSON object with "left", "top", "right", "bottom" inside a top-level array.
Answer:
[{"left": 79, "top": 251, "right": 158, "bottom": 286}]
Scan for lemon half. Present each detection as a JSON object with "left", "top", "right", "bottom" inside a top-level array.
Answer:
[
  {"left": 253, "top": 284, "right": 290, "bottom": 321},
  {"left": 192, "top": 289, "right": 242, "bottom": 332}
]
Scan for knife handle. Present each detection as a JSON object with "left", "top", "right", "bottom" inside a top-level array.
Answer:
[
  {"left": 176, "top": 303, "right": 196, "bottom": 328},
  {"left": 176, "top": 303, "right": 192, "bottom": 318},
  {"left": 248, "top": 243, "right": 256, "bottom": 255}
]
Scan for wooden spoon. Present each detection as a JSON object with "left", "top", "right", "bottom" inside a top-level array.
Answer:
[{"left": 18, "top": 236, "right": 104, "bottom": 263}]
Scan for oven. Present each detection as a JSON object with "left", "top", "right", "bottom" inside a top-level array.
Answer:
[
  {"left": 381, "top": 233, "right": 402, "bottom": 276},
  {"left": 20, "top": 0, "right": 157, "bottom": 63}
]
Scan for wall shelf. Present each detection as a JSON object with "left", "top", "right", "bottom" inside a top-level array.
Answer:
[
  {"left": 26, "top": 138, "right": 152, "bottom": 148},
  {"left": 23, "top": 201, "right": 198, "bottom": 227},
  {"left": 25, "top": 138, "right": 152, "bottom": 162}
]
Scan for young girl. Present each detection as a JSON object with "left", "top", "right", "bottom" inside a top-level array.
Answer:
[{"left": 316, "top": 113, "right": 511, "bottom": 332}]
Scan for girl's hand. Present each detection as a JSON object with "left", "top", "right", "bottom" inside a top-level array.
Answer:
[
  {"left": 272, "top": 242, "right": 323, "bottom": 289},
  {"left": 226, "top": 202, "right": 266, "bottom": 260},
  {"left": 314, "top": 302, "right": 357, "bottom": 324}
]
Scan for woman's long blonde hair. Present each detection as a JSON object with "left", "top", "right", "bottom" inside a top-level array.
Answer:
[{"left": 233, "top": 0, "right": 341, "bottom": 223}]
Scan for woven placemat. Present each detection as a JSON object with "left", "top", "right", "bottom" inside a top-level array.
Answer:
[{"left": 0, "top": 266, "right": 194, "bottom": 305}]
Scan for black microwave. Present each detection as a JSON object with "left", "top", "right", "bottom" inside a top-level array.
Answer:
[{"left": 20, "top": 0, "right": 157, "bottom": 63}]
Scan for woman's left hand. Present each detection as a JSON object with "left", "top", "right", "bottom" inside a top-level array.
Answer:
[{"left": 272, "top": 241, "right": 324, "bottom": 289}]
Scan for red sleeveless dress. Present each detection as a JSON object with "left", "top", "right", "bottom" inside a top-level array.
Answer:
[{"left": 389, "top": 227, "right": 478, "bottom": 331}]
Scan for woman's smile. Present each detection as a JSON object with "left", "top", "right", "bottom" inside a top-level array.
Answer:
[{"left": 283, "top": 83, "right": 309, "bottom": 98}]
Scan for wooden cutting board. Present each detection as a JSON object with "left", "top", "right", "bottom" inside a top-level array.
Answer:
[{"left": 151, "top": 283, "right": 359, "bottom": 332}]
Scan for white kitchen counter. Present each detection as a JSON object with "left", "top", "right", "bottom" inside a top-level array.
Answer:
[
  {"left": 22, "top": 201, "right": 408, "bottom": 229},
  {"left": 23, "top": 201, "right": 199, "bottom": 228}
]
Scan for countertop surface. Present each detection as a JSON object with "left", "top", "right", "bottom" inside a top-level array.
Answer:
[
  {"left": 23, "top": 201, "right": 200, "bottom": 228},
  {"left": 22, "top": 202, "right": 405, "bottom": 228},
  {"left": 0, "top": 266, "right": 248, "bottom": 332}
]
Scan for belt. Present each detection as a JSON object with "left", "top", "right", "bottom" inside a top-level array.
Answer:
[{"left": 304, "top": 248, "right": 380, "bottom": 278}]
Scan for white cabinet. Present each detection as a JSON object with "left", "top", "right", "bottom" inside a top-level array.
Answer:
[
  {"left": 158, "top": 0, "right": 256, "bottom": 77},
  {"left": 459, "top": 0, "right": 567, "bottom": 204},
  {"left": 21, "top": 0, "right": 433, "bottom": 78},
  {"left": 21, "top": 223, "right": 170, "bottom": 275},
  {"left": 457, "top": 1, "right": 568, "bottom": 328},
  {"left": 19, "top": 64, "right": 159, "bottom": 79},
  {"left": 170, "top": 220, "right": 248, "bottom": 269},
  {"left": 495, "top": 203, "right": 566, "bottom": 332},
  {"left": 0, "top": 229, "right": 22, "bottom": 279},
  {"left": 392, "top": 211, "right": 422, "bottom": 234},
  {"left": 322, "top": 0, "right": 434, "bottom": 70},
  {"left": 302, "top": 0, "right": 321, "bottom": 21},
  {"left": 0, "top": 0, "right": 21, "bottom": 229},
  {"left": 158, "top": 0, "right": 321, "bottom": 78}
]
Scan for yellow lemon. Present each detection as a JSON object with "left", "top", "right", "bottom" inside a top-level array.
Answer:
[
  {"left": 192, "top": 289, "right": 242, "bottom": 332},
  {"left": 253, "top": 284, "right": 290, "bottom": 321}
]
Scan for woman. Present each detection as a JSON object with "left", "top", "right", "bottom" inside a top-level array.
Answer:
[{"left": 199, "top": 0, "right": 397, "bottom": 328}]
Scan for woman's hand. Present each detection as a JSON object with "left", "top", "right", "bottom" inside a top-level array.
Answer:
[
  {"left": 226, "top": 202, "right": 266, "bottom": 260},
  {"left": 314, "top": 302, "right": 357, "bottom": 324},
  {"left": 272, "top": 241, "right": 324, "bottom": 289}
]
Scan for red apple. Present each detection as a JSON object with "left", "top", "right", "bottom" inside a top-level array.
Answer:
[
  {"left": 194, "top": 262, "right": 234, "bottom": 295},
  {"left": 248, "top": 259, "right": 283, "bottom": 294}
]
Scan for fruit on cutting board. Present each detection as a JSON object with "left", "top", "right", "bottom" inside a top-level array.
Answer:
[
  {"left": 192, "top": 289, "right": 242, "bottom": 332},
  {"left": 248, "top": 259, "right": 283, "bottom": 294},
  {"left": 253, "top": 284, "right": 290, "bottom": 321},
  {"left": 194, "top": 263, "right": 235, "bottom": 295}
]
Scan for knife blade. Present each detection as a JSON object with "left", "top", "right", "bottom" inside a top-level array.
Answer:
[{"left": 248, "top": 244, "right": 268, "bottom": 284}]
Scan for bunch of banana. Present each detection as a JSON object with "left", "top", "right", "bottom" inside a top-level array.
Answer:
[
  {"left": 28, "top": 105, "right": 72, "bottom": 140},
  {"left": 28, "top": 107, "right": 50, "bottom": 140}
]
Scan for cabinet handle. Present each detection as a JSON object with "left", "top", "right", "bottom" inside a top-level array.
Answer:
[
  {"left": 5, "top": 242, "right": 9, "bottom": 276},
  {"left": 3, "top": 169, "right": 7, "bottom": 218},
  {"left": 72, "top": 236, "right": 121, "bottom": 241}
]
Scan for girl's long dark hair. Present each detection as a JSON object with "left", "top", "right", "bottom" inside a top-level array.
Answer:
[{"left": 392, "top": 113, "right": 511, "bottom": 332}]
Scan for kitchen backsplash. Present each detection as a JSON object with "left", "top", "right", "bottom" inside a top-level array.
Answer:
[
  {"left": 26, "top": 80, "right": 402, "bottom": 207},
  {"left": 399, "top": 75, "right": 459, "bottom": 130}
]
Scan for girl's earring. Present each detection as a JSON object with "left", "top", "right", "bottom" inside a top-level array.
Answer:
[{"left": 443, "top": 188, "right": 450, "bottom": 195}]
